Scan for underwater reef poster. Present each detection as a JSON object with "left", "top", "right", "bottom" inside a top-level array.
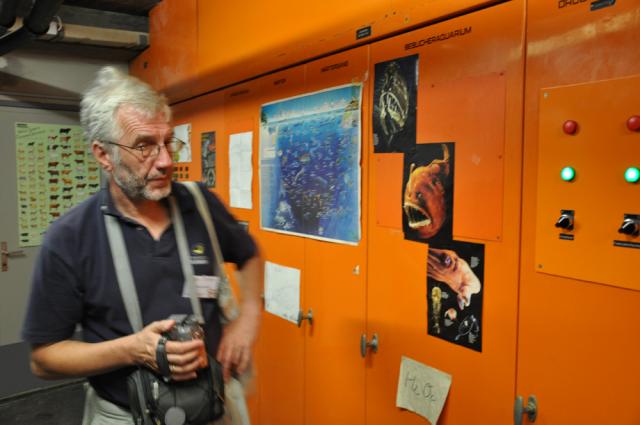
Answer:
[{"left": 260, "top": 84, "right": 362, "bottom": 244}]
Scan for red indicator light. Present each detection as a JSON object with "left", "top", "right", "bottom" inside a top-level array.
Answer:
[
  {"left": 627, "top": 115, "right": 640, "bottom": 132},
  {"left": 563, "top": 120, "right": 578, "bottom": 135}
]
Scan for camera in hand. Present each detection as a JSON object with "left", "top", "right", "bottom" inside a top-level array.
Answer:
[
  {"left": 166, "top": 314, "right": 208, "bottom": 368},
  {"left": 166, "top": 314, "right": 203, "bottom": 341}
]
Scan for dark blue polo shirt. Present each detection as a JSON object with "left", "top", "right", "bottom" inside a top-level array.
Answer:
[{"left": 22, "top": 182, "right": 257, "bottom": 408}]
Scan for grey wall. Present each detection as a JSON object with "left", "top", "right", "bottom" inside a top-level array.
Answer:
[{"left": 0, "top": 52, "right": 127, "bottom": 399}]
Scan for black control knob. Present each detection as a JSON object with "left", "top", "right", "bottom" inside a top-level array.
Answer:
[
  {"left": 618, "top": 218, "right": 639, "bottom": 236},
  {"left": 555, "top": 214, "right": 574, "bottom": 230}
]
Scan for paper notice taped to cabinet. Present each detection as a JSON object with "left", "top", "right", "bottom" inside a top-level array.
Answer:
[
  {"left": 174, "top": 123, "right": 192, "bottom": 163},
  {"left": 264, "top": 261, "right": 300, "bottom": 324},
  {"left": 396, "top": 356, "right": 452, "bottom": 424},
  {"left": 229, "top": 131, "right": 253, "bottom": 209}
]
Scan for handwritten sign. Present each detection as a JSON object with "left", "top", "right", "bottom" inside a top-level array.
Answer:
[{"left": 396, "top": 356, "right": 452, "bottom": 424}]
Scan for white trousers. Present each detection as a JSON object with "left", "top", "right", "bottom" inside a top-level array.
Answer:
[{"left": 81, "top": 384, "right": 134, "bottom": 425}]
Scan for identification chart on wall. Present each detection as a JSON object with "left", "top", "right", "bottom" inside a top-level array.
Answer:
[
  {"left": 15, "top": 123, "right": 101, "bottom": 247},
  {"left": 260, "top": 84, "right": 362, "bottom": 244}
]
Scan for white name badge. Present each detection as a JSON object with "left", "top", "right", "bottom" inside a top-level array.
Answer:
[{"left": 182, "top": 275, "right": 220, "bottom": 299}]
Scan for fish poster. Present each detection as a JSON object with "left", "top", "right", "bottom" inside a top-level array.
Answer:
[
  {"left": 402, "top": 143, "right": 455, "bottom": 246},
  {"left": 372, "top": 54, "right": 418, "bottom": 153},
  {"left": 260, "top": 84, "right": 362, "bottom": 244},
  {"left": 15, "top": 123, "right": 101, "bottom": 247},
  {"left": 201, "top": 131, "right": 216, "bottom": 189},
  {"left": 427, "top": 241, "right": 485, "bottom": 352}
]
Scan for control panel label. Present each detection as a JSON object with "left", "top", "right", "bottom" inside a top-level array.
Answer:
[{"left": 613, "top": 240, "right": 640, "bottom": 249}]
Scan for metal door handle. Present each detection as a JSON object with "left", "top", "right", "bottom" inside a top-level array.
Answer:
[
  {"left": 360, "top": 333, "right": 378, "bottom": 358},
  {"left": 1, "top": 241, "right": 26, "bottom": 272},
  {"left": 297, "top": 309, "right": 313, "bottom": 327},
  {"left": 0, "top": 242, "right": 24, "bottom": 258},
  {"left": 514, "top": 395, "right": 538, "bottom": 425}
]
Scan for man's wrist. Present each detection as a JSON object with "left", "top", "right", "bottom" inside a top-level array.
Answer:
[
  {"left": 239, "top": 301, "right": 262, "bottom": 318},
  {"left": 121, "top": 333, "right": 140, "bottom": 366}
]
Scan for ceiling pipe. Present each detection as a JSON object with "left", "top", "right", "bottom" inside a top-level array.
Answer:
[
  {"left": 0, "top": 0, "right": 62, "bottom": 56},
  {"left": 0, "top": 0, "right": 21, "bottom": 36},
  {"left": 23, "top": 0, "right": 62, "bottom": 35}
]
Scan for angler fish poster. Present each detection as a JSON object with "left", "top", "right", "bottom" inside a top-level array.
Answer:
[
  {"left": 259, "top": 84, "right": 362, "bottom": 244},
  {"left": 402, "top": 142, "right": 455, "bottom": 246}
]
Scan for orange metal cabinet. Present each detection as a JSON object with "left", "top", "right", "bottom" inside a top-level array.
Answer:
[
  {"left": 366, "top": 1, "right": 525, "bottom": 424},
  {"left": 518, "top": 1, "right": 640, "bottom": 424},
  {"left": 132, "top": 0, "right": 505, "bottom": 103},
  {"left": 301, "top": 46, "right": 370, "bottom": 425},
  {"left": 129, "top": 0, "right": 198, "bottom": 101},
  {"left": 251, "top": 68, "right": 308, "bottom": 425}
]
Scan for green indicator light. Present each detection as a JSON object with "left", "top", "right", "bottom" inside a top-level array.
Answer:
[
  {"left": 560, "top": 166, "right": 575, "bottom": 182},
  {"left": 625, "top": 167, "right": 640, "bottom": 183}
]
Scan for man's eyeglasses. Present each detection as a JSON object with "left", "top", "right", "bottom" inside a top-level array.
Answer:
[{"left": 104, "top": 137, "right": 185, "bottom": 159}]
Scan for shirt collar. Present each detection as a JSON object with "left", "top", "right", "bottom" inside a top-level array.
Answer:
[{"left": 99, "top": 181, "right": 196, "bottom": 219}]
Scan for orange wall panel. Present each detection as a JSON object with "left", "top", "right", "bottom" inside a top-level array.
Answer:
[
  {"left": 249, "top": 67, "right": 309, "bottom": 425},
  {"left": 519, "top": 0, "right": 640, "bottom": 423},
  {"left": 302, "top": 46, "right": 369, "bottom": 425},
  {"left": 366, "top": 1, "right": 525, "bottom": 424},
  {"left": 423, "top": 73, "right": 506, "bottom": 242},
  {"left": 132, "top": 0, "right": 504, "bottom": 103},
  {"left": 130, "top": 0, "right": 198, "bottom": 100},
  {"left": 138, "top": 1, "right": 640, "bottom": 423},
  {"left": 534, "top": 75, "right": 640, "bottom": 291}
]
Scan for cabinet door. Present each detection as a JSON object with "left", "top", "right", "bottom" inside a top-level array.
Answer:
[
  {"left": 302, "top": 47, "right": 370, "bottom": 425},
  {"left": 366, "top": 2, "right": 526, "bottom": 424},
  {"left": 251, "top": 68, "right": 309, "bottom": 425},
  {"left": 518, "top": 1, "right": 640, "bottom": 423}
]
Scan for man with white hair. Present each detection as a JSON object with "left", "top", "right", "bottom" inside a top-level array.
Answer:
[{"left": 22, "top": 67, "right": 262, "bottom": 424}]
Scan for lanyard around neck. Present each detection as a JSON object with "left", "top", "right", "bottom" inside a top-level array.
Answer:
[{"left": 104, "top": 196, "right": 204, "bottom": 333}]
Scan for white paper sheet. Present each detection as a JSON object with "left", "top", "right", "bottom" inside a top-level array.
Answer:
[
  {"left": 264, "top": 261, "right": 300, "bottom": 324},
  {"left": 396, "top": 356, "right": 452, "bottom": 424},
  {"left": 229, "top": 132, "right": 253, "bottom": 209},
  {"left": 174, "top": 123, "right": 192, "bottom": 163}
]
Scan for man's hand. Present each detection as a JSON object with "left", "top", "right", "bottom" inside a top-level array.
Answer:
[
  {"left": 132, "top": 320, "right": 204, "bottom": 381},
  {"left": 216, "top": 310, "right": 260, "bottom": 382}
]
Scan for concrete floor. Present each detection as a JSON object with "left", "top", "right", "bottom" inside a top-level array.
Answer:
[{"left": 0, "top": 381, "right": 85, "bottom": 425}]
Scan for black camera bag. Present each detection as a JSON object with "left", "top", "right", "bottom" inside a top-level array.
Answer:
[{"left": 127, "top": 355, "right": 224, "bottom": 425}]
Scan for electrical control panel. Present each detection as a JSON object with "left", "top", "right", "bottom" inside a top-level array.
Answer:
[{"left": 535, "top": 75, "right": 640, "bottom": 291}]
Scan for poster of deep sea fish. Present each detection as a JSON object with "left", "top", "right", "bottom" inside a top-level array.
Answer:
[
  {"left": 201, "top": 131, "right": 216, "bottom": 189},
  {"left": 260, "top": 84, "right": 362, "bottom": 244},
  {"left": 427, "top": 240, "right": 484, "bottom": 352},
  {"left": 402, "top": 142, "right": 455, "bottom": 246},
  {"left": 372, "top": 54, "right": 418, "bottom": 153}
]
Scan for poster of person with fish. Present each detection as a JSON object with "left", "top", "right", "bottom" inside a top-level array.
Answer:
[
  {"left": 426, "top": 241, "right": 485, "bottom": 352},
  {"left": 259, "top": 84, "right": 362, "bottom": 244},
  {"left": 372, "top": 54, "right": 418, "bottom": 153}
]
